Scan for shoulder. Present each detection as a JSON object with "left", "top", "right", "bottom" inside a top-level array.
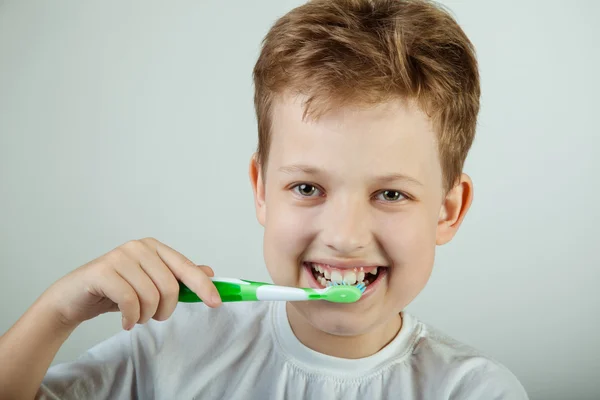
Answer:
[{"left": 406, "top": 313, "right": 529, "bottom": 399}]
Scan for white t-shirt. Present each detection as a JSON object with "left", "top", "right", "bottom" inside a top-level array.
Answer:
[{"left": 38, "top": 301, "right": 528, "bottom": 399}]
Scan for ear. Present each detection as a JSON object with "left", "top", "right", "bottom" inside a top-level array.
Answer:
[
  {"left": 436, "top": 173, "right": 473, "bottom": 245},
  {"left": 249, "top": 153, "right": 266, "bottom": 227}
]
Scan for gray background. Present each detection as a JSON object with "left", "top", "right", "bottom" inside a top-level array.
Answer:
[{"left": 1, "top": 1, "right": 598, "bottom": 399}]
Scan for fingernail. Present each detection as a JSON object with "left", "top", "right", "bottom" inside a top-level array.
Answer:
[
  {"left": 212, "top": 293, "right": 221, "bottom": 305},
  {"left": 122, "top": 316, "right": 130, "bottom": 330}
]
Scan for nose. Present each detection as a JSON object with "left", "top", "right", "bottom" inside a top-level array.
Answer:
[{"left": 319, "top": 196, "right": 372, "bottom": 254}]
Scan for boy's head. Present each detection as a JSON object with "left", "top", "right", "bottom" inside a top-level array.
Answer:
[{"left": 250, "top": 0, "right": 479, "bottom": 343}]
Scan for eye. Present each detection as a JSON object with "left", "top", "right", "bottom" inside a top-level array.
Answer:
[
  {"left": 376, "top": 190, "right": 406, "bottom": 202},
  {"left": 292, "top": 183, "right": 323, "bottom": 197}
]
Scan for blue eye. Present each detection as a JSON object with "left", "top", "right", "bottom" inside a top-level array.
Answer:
[
  {"left": 376, "top": 190, "right": 406, "bottom": 202},
  {"left": 293, "top": 183, "right": 322, "bottom": 197}
]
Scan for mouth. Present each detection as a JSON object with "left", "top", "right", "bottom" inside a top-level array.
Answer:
[{"left": 302, "top": 261, "right": 387, "bottom": 295}]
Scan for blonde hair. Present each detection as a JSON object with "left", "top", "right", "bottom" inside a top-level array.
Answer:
[{"left": 253, "top": 0, "right": 480, "bottom": 190}]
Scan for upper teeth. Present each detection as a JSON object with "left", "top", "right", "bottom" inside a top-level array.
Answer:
[
  {"left": 357, "top": 271, "right": 365, "bottom": 282},
  {"left": 343, "top": 271, "right": 357, "bottom": 285},
  {"left": 330, "top": 270, "right": 342, "bottom": 282},
  {"left": 310, "top": 263, "right": 379, "bottom": 285}
]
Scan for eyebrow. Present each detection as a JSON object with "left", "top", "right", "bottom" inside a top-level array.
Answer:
[
  {"left": 277, "top": 164, "right": 423, "bottom": 186},
  {"left": 278, "top": 164, "right": 321, "bottom": 175}
]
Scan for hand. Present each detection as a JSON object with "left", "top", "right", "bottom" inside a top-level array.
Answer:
[{"left": 44, "top": 237, "right": 220, "bottom": 330}]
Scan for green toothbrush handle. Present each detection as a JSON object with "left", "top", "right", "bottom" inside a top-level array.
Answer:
[
  {"left": 178, "top": 278, "right": 263, "bottom": 303},
  {"left": 178, "top": 277, "right": 364, "bottom": 303}
]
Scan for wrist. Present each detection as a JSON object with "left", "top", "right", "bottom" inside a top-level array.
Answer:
[{"left": 32, "top": 290, "right": 81, "bottom": 335}]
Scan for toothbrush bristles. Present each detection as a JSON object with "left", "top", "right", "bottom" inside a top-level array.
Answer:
[
  {"left": 355, "top": 283, "right": 366, "bottom": 294},
  {"left": 325, "top": 281, "right": 366, "bottom": 294}
]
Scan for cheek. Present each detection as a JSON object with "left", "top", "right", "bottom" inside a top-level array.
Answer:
[
  {"left": 378, "top": 208, "right": 437, "bottom": 303},
  {"left": 263, "top": 193, "right": 317, "bottom": 281},
  {"left": 377, "top": 209, "right": 436, "bottom": 254},
  {"left": 266, "top": 204, "right": 313, "bottom": 252}
]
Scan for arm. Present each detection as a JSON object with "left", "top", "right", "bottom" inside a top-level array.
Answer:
[
  {"left": 0, "top": 237, "right": 220, "bottom": 400},
  {"left": 0, "top": 296, "right": 77, "bottom": 400}
]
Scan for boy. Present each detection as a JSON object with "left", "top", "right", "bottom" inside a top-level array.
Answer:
[{"left": 0, "top": 0, "right": 529, "bottom": 398}]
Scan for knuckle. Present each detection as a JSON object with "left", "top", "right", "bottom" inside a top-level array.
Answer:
[
  {"left": 140, "top": 237, "right": 158, "bottom": 246},
  {"left": 163, "top": 279, "right": 180, "bottom": 298},
  {"left": 141, "top": 287, "right": 160, "bottom": 310},
  {"left": 107, "top": 247, "right": 127, "bottom": 263},
  {"left": 123, "top": 239, "right": 144, "bottom": 252},
  {"left": 103, "top": 249, "right": 133, "bottom": 273},
  {"left": 101, "top": 247, "right": 129, "bottom": 269},
  {"left": 120, "top": 293, "right": 138, "bottom": 312}
]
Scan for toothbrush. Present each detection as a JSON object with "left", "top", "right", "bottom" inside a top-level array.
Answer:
[{"left": 178, "top": 277, "right": 366, "bottom": 304}]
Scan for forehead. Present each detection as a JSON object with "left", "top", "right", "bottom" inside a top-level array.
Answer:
[{"left": 268, "top": 94, "right": 442, "bottom": 185}]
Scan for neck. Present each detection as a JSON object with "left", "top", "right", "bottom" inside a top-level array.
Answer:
[{"left": 285, "top": 303, "right": 402, "bottom": 359}]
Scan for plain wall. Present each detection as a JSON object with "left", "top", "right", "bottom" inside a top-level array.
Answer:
[{"left": 1, "top": 1, "right": 598, "bottom": 399}]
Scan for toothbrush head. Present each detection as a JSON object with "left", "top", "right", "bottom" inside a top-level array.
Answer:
[{"left": 321, "top": 282, "right": 366, "bottom": 303}]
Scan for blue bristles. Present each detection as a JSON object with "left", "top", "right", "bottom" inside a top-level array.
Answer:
[{"left": 326, "top": 281, "right": 366, "bottom": 294}]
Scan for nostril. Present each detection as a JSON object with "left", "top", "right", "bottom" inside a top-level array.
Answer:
[{"left": 326, "top": 242, "right": 366, "bottom": 252}]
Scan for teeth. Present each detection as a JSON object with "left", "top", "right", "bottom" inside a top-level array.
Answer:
[
  {"left": 357, "top": 271, "right": 365, "bottom": 282},
  {"left": 330, "top": 270, "right": 343, "bottom": 283},
  {"left": 310, "top": 262, "right": 380, "bottom": 286},
  {"left": 311, "top": 263, "right": 323, "bottom": 274},
  {"left": 343, "top": 271, "right": 357, "bottom": 285}
]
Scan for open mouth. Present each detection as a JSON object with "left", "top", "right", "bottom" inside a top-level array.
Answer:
[{"left": 303, "top": 262, "right": 386, "bottom": 289}]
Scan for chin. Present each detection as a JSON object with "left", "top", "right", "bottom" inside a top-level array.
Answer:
[{"left": 289, "top": 294, "right": 389, "bottom": 337}]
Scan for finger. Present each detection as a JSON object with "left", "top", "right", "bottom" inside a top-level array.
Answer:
[
  {"left": 96, "top": 270, "right": 141, "bottom": 330},
  {"left": 135, "top": 250, "right": 181, "bottom": 321},
  {"left": 199, "top": 265, "right": 215, "bottom": 277},
  {"left": 114, "top": 261, "right": 160, "bottom": 324},
  {"left": 150, "top": 240, "right": 221, "bottom": 307}
]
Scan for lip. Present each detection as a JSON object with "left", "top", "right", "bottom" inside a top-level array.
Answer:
[
  {"left": 302, "top": 263, "right": 388, "bottom": 301},
  {"left": 304, "top": 258, "right": 385, "bottom": 269}
]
